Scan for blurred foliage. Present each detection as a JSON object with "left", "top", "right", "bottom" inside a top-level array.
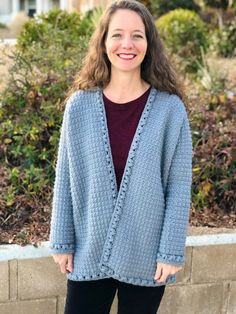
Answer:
[
  {"left": 203, "top": 0, "right": 230, "bottom": 9},
  {"left": 156, "top": 9, "right": 209, "bottom": 73},
  {"left": 190, "top": 46, "right": 236, "bottom": 213},
  {"left": 17, "top": 8, "right": 91, "bottom": 50},
  {"left": 209, "top": 19, "right": 236, "bottom": 57},
  {"left": 196, "top": 47, "right": 228, "bottom": 94},
  {"left": 0, "top": 8, "right": 99, "bottom": 241},
  {"left": 191, "top": 94, "right": 236, "bottom": 213},
  {"left": 0, "top": 22, "right": 7, "bottom": 29},
  {"left": 151, "top": 0, "right": 200, "bottom": 18}
]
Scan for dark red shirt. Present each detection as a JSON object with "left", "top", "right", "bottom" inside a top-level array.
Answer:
[{"left": 103, "top": 86, "right": 151, "bottom": 190}]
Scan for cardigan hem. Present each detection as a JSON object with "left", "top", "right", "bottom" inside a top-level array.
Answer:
[
  {"left": 156, "top": 252, "right": 185, "bottom": 266},
  {"left": 67, "top": 268, "right": 176, "bottom": 287},
  {"left": 49, "top": 243, "right": 75, "bottom": 254}
]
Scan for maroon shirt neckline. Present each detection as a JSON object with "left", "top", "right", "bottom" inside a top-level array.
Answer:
[
  {"left": 103, "top": 86, "right": 151, "bottom": 110},
  {"left": 103, "top": 86, "right": 152, "bottom": 189}
]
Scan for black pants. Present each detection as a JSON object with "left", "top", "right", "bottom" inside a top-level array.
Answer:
[{"left": 64, "top": 278, "right": 166, "bottom": 314}]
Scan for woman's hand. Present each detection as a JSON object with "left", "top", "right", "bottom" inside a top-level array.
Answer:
[
  {"left": 52, "top": 253, "right": 74, "bottom": 274},
  {"left": 154, "top": 262, "right": 182, "bottom": 283}
]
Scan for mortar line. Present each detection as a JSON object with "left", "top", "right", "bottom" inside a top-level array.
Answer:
[
  {"left": 224, "top": 281, "right": 231, "bottom": 314},
  {"left": 16, "top": 259, "right": 18, "bottom": 300},
  {"left": 189, "top": 246, "right": 193, "bottom": 284},
  {"left": 56, "top": 296, "right": 59, "bottom": 314},
  {"left": 8, "top": 260, "right": 10, "bottom": 300}
]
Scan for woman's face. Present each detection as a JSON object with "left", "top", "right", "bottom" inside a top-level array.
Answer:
[{"left": 105, "top": 9, "right": 147, "bottom": 75}]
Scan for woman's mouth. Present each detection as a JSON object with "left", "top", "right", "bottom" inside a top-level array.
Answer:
[{"left": 117, "top": 54, "right": 136, "bottom": 60}]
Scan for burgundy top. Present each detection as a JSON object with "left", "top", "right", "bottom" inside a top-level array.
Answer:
[{"left": 103, "top": 86, "right": 151, "bottom": 190}]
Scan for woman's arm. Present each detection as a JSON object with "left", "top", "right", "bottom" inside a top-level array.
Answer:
[
  {"left": 156, "top": 112, "right": 192, "bottom": 267},
  {"left": 49, "top": 101, "right": 75, "bottom": 254}
]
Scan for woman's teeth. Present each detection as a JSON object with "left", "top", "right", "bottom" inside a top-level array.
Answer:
[{"left": 118, "top": 54, "right": 136, "bottom": 60}]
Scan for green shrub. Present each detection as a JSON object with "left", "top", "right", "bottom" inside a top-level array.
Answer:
[
  {"left": 209, "top": 19, "right": 236, "bottom": 57},
  {"left": 17, "top": 8, "right": 88, "bottom": 50},
  {"left": 0, "top": 8, "right": 97, "bottom": 240},
  {"left": 191, "top": 97, "right": 236, "bottom": 213},
  {"left": 195, "top": 46, "right": 228, "bottom": 96},
  {"left": 156, "top": 9, "right": 209, "bottom": 73},
  {"left": 151, "top": 0, "right": 200, "bottom": 18}
]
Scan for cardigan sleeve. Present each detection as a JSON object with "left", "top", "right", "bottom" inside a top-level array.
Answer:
[
  {"left": 49, "top": 102, "right": 75, "bottom": 254},
  {"left": 156, "top": 112, "right": 192, "bottom": 266}
]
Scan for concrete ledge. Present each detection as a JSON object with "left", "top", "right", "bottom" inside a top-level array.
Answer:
[
  {"left": 0, "top": 242, "right": 50, "bottom": 261},
  {"left": 186, "top": 233, "right": 236, "bottom": 247},
  {"left": 1, "top": 233, "right": 236, "bottom": 261}
]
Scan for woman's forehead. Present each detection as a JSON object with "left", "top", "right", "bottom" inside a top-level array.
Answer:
[{"left": 108, "top": 9, "right": 145, "bottom": 31}]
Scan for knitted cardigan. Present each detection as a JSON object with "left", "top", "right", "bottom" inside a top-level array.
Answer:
[{"left": 49, "top": 86, "right": 193, "bottom": 287}]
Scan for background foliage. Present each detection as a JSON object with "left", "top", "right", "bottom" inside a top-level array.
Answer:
[
  {"left": 0, "top": 8, "right": 98, "bottom": 243},
  {"left": 151, "top": 0, "right": 200, "bottom": 18},
  {"left": 0, "top": 5, "right": 235, "bottom": 244},
  {"left": 156, "top": 8, "right": 209, "bottom": 73}
]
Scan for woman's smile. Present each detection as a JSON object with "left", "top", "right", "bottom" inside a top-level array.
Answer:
[{"left": 117, "top": 53, "right": 137, "bottom": 60}]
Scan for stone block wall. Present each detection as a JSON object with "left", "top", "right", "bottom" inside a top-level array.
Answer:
[{"left": 0, "top": 243, "right": 236, "bottom": 314}]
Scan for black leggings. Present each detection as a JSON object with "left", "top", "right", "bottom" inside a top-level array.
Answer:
[{"left": 64, "top": 278, "right": 165, "bottom": 314}]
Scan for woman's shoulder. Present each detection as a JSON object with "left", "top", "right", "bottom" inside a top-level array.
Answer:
[
  {"left": 65, "top": 89, "right": 98, "bottom": 113},
  {"left": 155, "top": 89, "right": 188, "bottom": 119}
]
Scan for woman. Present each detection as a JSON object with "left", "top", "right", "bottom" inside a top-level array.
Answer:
[{"left": 49, "top": 1, "right": 192, "bottom": 313}]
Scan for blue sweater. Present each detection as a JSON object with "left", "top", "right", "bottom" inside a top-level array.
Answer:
[{"left": 49, "top": 86, "right": 192, "bottom": 287}]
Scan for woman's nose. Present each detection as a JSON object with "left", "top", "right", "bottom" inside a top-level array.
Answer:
[{"left": 121, "top": 36, "right": 133, "bottom": 49}]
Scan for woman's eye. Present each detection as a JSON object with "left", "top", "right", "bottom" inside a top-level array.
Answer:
[
  {"left": 133, "top": 34, "right": 143, "bottom": 38},
  {"left": 112, "top": 34, "right": 121, "bottom": 38}
]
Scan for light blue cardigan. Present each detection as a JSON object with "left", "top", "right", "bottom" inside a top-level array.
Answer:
[{"left": 49, "top": 86, "right": 192, "bottom": 287}]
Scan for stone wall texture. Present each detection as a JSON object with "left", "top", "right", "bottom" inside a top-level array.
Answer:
[{"left": 0, "top": 244, "right": 236, "bottom": 314}]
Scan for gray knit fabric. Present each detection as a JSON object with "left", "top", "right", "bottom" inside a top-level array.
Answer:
[{"left": 49, "top": 86, "right": 192, "bottom": 287}]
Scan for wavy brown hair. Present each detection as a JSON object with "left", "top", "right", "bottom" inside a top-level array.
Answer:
[{"left": 65, "top": 0, "right": 189, "bottom": 108}]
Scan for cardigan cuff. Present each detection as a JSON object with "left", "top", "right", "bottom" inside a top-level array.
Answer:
[
  {"left": 156, "top": 252, "right": 185, "bottom": 266},
  {"left": 49, "top": 243, "right": 75, "bottom": 254}
]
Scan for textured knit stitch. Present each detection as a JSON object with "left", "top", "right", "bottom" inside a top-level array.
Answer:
[{"left": 49, "top": 86, "right": 193, "bottom": 287}]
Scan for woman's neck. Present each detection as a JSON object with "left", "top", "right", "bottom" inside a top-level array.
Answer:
[{"left": 103, "top": 71, "right": 150, "bottom": 103}]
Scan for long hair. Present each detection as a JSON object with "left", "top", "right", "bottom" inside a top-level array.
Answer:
[{"left": 65, "top": 0, "right": 189, "bottom": 108}]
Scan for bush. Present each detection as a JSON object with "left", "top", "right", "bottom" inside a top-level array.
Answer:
[
  {"left": 203, "top": 0, "right": 229, "bottom": 10},
  {"left": 156, "top": 9, "right": 209, "bottom": 73},
  {"left": 151, "top": 0, "right": 201, "bottom": 18},
  {"left": 191, "top": 96, "right": 236, "bottom": 213},
  {"left": 209, "top": 19, "right": 236, "bottom": 57},
  {"left": 0, "top": 8, "right": 97, "bottom": 241},
  {"left": 17, "top": 8, "right": 91, "bottom": 50}
]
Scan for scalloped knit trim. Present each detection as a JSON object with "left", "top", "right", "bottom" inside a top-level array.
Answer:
[
  {"left": 156, "top": 252, "right": 185, "bottom": 265},
  {"left": 50, "top": 243, "right": 75, "bottom": 251},
  {"left": 67, "top": 266, "right": 176, "bottom": 287}
]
